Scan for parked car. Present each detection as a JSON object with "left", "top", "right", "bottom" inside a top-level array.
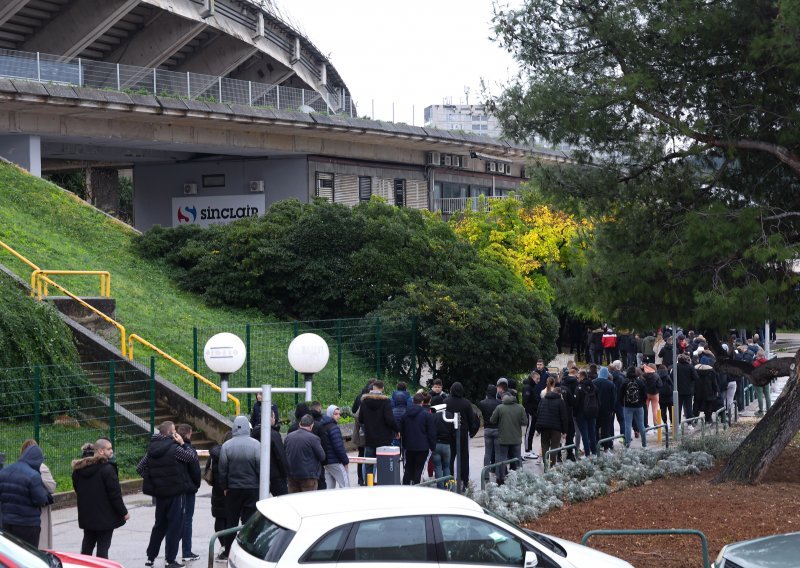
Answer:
[
  {"left": 228, "top": 486, "right": 633, "bottom": 568},
  {"left": 0, "top": 530, "right": 125, "bottom": 568},
  {"left": 714, "top": 532, "right": 800, "bottom": 568}
]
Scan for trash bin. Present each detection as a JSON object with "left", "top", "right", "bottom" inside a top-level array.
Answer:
[{"left": 376, "top": 445, "right": 400, "bottom": 485}]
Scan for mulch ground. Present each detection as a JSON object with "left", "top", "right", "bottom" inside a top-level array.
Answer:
[{"left": 524, "top": 444, "right": 800, "bottom": 567}]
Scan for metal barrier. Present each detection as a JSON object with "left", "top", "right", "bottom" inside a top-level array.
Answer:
[
  {"left": 33, "top": 269, "right": 111, "bottom": 297},
  {"left": 743, "top": 383, "right": 754, "bottom": 405},
  {"left": 597, "top": 433, "right": 626, "bottom": 450},
  {"left": 644, "top": 423, "right": 669, "bottom": 449},
  {"left": 680, "top": 416, "right": 706, "bottom": 438},
  {"left": 479, "top": 458, "right": 523, "bottom": 489},
  {"left": 128, "top": 333, "right": 240, "bottom": 415},
  {"left": 581, "top": 529, "right": 710, "bottom": 568},
  {"left": 208, "top": 525, "right": 242, "bottom": 568},
  {"left": 543, "top": 444, "right": 576, "bottom": 472},
  {"left": 418, "top": 475, "right": 456, "bottom": 490},
  {"left": 712, "top": 407, "right": 727, "bottom": 434}
]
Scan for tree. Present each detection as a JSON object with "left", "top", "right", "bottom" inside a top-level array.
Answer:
[
  {"left": 491, "top": 0, "right": 800, "bottom": 482},
  {"left": 452, "top": 193, "right": 586, "bottom": 300}
]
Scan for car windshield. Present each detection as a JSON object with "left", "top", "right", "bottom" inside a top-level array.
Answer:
[
  {"left": 481, "top": 508, "right": 566, "bottom": 558},
  {"left": 237, "top": 511, "right": 296, "bottom": 562},
  {"left": 0, "top": 530, "right": 61, "bottom": 568}
]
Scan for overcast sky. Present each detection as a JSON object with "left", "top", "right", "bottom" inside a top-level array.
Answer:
[{"left": 277, "top": 0, "right": 521, "bottom": 125}]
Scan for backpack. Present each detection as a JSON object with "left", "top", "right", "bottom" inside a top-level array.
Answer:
[
  {"left": 581, "top": 383, "right": 599, "bottom": 418},
  {"left": 624, "top": 380, "right": 641, "bottom": 406}
]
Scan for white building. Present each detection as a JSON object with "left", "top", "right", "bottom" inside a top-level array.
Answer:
[{"left": 424, "top": 103, "right": 503, "bottom": 138}]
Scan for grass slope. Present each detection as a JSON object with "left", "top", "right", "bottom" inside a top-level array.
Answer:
[{"left": 0, "top": 161, "right": 327, "bottom": 418}]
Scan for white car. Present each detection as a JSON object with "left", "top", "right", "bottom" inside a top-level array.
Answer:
[{"left": 228, "top": 486, "right": 633, "bottom": 568}]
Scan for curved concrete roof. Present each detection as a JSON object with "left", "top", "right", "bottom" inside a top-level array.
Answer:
[{"left": 0, "top": 0, "right": 349, "bottom": 105}]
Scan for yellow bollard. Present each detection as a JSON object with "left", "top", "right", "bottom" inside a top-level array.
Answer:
[{"left": 367, "top": 473, "right": 374, "bottom": 487}]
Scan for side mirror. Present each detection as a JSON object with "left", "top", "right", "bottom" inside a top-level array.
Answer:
[{"left": 524, "top": 551, "right": 538, "bottom": 568}]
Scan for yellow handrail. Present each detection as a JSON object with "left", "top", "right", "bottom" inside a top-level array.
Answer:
[
  {"left": 36, "top": 274, "right": 127, "bottom": 357},
  {"left": 0, "top": 240, "right": 40, "bottom": 288},
  {"left": 33, "top": 270, "right": 111, "bottom": 297},
  {"left": 128, "top": 333, "right": 241, "bottom": 416}
]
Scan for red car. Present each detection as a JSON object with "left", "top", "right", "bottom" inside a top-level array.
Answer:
[{"left": 0, "top": 531, "right": 125, "bottom": 568}]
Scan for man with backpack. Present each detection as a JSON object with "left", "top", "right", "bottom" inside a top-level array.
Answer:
[
  {"left": 574, "top": 370, "right": 599, "bottom": 456},
  {"left": 619, "top": 367, "right": 648, "bottom": 448}
]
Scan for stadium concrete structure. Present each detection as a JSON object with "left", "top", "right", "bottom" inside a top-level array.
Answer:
[{"left": 0, "top": 0, "right": 568, "bottom": 230}]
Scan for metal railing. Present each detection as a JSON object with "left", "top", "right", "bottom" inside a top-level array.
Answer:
[
  {"left": 0, "top": 47, "right": 353, "bottom": 116},
  {"left": 680, "top": 416, "right": 706, "bottom": 437},
  {"left": 581, "top": 529, "right": 710, "bottom": 568},
  {"left": 433, "top": 195, "right": 522, "bottom": 215},
  {"left": 128, "top": 334, "right": 240, "bottom": 416},
  {"left": 208, "top": 525, "right": 242, "bottom": 568},
  {"left": 644, "top": 423, "right": 669, "bottom": 449},
  {"left": 543, "top": 443, "right": 576, "bottom": 471},
  {"left": 597, "top": 433, "right": 626, "bottom": 450},
  {"left": 32, "top": 269, "right": 111, "bottom": 297},
  {"left": 480, "top": 458, "right": 523, "bottom": 489}
]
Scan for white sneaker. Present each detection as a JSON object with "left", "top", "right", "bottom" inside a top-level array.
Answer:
[{"left": 524, "top": 451, "right": 539, "bottom": 459}]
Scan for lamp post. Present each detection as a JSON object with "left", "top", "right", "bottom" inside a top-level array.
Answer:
[{"left": 205, "top": 332, "right": 329, "bottom": 500}]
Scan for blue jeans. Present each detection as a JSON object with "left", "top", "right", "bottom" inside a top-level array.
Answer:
[
  {"left": 575, "top": 415, "right": 597, "bottom": 455},
  {"left": 623, "top": 406, "right": 646, "bottom": 448},
  {"left": 181, "top": 492, "right": 195, "bottom": 556},
  {"left": 482, "top": 428, "right": 498, "bottom": 480},
  {"left": 431, "top": 443, "right": 451, "bottom": 488}
]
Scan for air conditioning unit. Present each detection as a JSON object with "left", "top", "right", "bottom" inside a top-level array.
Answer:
[
  {"left": 249, "top": 180, "right": 264, "bottom": 193},
  {"left": 505, "top": 163, "right": 513, "bottom": 175},
  {"left": 183, "top": 183, "right": 197, "bottom": 195},
  {"left": 487, "top": 162, "right": 497, "bottom": 173},
  {"left": 452, "top": 155, "right": 462, "bottom": 168},
  {"left": 426, "top": 151, "right": 441, "bottom": 166},
  {"left": 444, "top": 154, "right": 452, "bottom": 166}
]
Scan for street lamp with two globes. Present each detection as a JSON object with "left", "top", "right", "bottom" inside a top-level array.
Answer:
[{"left": 204, "top": 331, "right": 329, "bottom": 499}]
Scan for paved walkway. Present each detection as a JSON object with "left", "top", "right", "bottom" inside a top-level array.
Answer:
[{"left": 49, "top": 338, "right": 795, "bottom": 567}]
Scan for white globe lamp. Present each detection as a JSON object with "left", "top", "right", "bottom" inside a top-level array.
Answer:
[
  {"left": 288, "top": 333, "right": 329, "bottom": 400},
  {"left": 204, "top": 332, "right": 246, "bottom": 401}
]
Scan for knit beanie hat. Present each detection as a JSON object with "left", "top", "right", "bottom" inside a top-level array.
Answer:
[{"left": 326, "top": 404, "right": 339, "bottom": 417}]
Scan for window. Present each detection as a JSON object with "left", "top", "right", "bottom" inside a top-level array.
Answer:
[
  {"left": 236, "top": 512, "right": 295, "bottom": 562},
  {"left": 316, "top": 172, "right": 334, "bottom": 202},
  {"left": 436, "top": 516, "right": 524, "bottom": 566},
  {"left": 347, "top": 516, "right": 429, "bottom": 562},
  {"left": 358, "top": 176, "right": 372, "bottom": 202},
  {"left": 301, "top": 525, "right": 350, "bottom": 563},
  {"left": 202, "top": 174, "right": 225, "bottom": 188},
  {"left": 394, "top": 179, "right": 405, "bottom": 207}
]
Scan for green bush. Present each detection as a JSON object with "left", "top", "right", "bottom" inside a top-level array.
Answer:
[{"left": 0, "top": 271, "right": 88, "bottom": 415}]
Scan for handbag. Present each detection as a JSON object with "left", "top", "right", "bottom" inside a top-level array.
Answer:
[{"left": 203, "top": 457, "right": 214, "bottom": 485}]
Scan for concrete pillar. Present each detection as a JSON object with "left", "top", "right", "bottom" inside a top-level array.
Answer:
[
  {"left": 0, "top": 135, "right": 41, "bottom": 177},
  {"left": 86, "top": 168, "right": 120, "bottom": 213}
]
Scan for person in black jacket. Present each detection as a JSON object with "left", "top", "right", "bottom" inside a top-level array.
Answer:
[
  {"left": 207, "top": 431, "right": 232, "bottom": 563},
  {"left": 430, "top": 395, "right": 455, "bottom": 488},
  {"left": 269, "top": 411, "right": 289, "bottom": 496},
  {"left": 320, "top": 405, "right": 349, "bottom": 489},
  {"left": 137, "top": 421, "right": 198, "bottom": 568},
  {"left": 478, "top": 385, "right": 501, "bottom": 482},
  {"left": 560, "top": 367, "right": 581, "bottom": 460},
  {"left": 399, "top": 393, "right": 436, "bottom": 485},
  {"left": 535, "top": 377, "right": 569, "bottom": 466},
  {"left": 72, "top": 438, "right": 129, "bottom": 558},
  {"left": 619, "top": 368, "right": 648, "bottom": 448},
  {"left": 521, "top": 373, "right": 541, "bottom": 459},
  {"left": 657, "top": 364, "right": 674, "bottom": 430},
  {"left": 177, "top": 424, "right": 201, "bottom": 563},
  {"left": 250, "top": 392, "right": 279, "bottom": 440},
  {"left": 351, "top": 379, "right": 376, "bottom": 486},
  {"left": 445, "top": 382, "right": 480, "bottom": 491},
  {"left": 357, "top": 380, "right": 398, "bottom": 481}
]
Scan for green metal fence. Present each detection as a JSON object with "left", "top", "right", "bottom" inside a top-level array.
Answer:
[
  {"left": 0, "top": 360, "right": 154, "bottom": 491},
  {"left": 192, "top": 316, "right": 418, "bottom": 417}
]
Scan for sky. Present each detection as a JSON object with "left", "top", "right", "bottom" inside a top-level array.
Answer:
[{"left": 276, "top": 0, "right": 521, "bottom": 125}]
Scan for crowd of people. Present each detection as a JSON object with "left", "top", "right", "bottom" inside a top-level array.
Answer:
[{"left": 0, "top": 327, "right": 774, "bottom": 566}]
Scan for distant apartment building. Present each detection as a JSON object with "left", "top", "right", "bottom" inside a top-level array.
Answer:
[{"left": 424, "top": 103, "right": 503, "bottom": 137}]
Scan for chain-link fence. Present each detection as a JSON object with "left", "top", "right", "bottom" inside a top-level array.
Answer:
[
  {"left": 0, "top": 360, "right": 153, "bottom": 492},
  {"left": 192, "top": 316, "right": 418, "bottom": 419},
  {"left": 0, "top": 48, "right": 354, "bottom": 116}
]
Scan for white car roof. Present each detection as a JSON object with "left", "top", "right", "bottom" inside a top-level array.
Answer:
[{"left": 256, "top": 486, "right": 483, "bottom": 531}]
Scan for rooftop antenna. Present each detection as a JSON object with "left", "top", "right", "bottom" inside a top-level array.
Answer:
[{"left": 464, "top": 86, "right": 470, "bottom": 106}]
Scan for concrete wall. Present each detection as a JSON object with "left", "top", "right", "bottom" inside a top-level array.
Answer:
[
  {"left": 133, "top": 156, "right": 308, "bottom": 231},
  {"left": 0, "top": 134, "right": 41, "bottom": 177}
]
